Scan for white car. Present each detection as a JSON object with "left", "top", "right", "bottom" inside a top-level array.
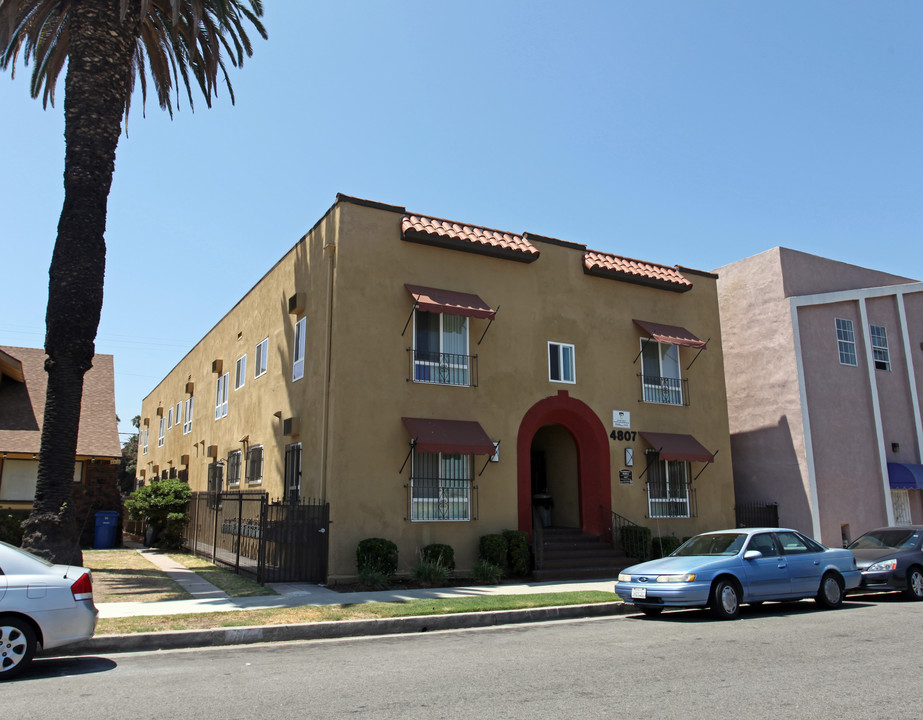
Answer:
[{"left": 1, "top": 541, "right": 98, "bottom": 679}]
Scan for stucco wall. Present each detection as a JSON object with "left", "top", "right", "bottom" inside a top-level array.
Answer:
[{"left": 140, "top": 197, "right": 736, "bottom": 580}]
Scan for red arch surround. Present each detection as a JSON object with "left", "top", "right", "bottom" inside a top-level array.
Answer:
[{"left": 517, "top": 391, "right": 611, "bottom": 538}]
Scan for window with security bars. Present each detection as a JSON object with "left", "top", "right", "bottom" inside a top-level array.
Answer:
[
  {"left": 836, "top": 318, "right": 858, "bottom": 366},
  {"left": 646, "top": 451, "right": 693, "bottom": 518},
  {"left": 869, "top": 324, "right": 890, "bottom": 371},
  {"left": 246, "top": 445, "right": 263, "bottom": 484},
  {"left": 413, "top": 310, "right": 470, "bottom": 386},
  {"left": 227, "top": 450, "right": 241, "bottom": 487},
  {"left": 410, "top": 450, "right": 471, "bottom": 521},
  {"left": 285, "top": 443, "right": 302, "bottom": 502},
  {"left": 640, "top": 340, "right": 683, "bottom": 405}
]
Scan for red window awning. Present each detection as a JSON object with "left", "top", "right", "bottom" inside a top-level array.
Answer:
[
  {"left": 405, "top": 284, "right": 496, "bottom": 320},
  {"left": 640, "top": 431, "right": 714, "bottom": 463},
  {"left": 633, "top": 319, "right": 706, "bottom": 349},
  {"left": 402, "top": 417, "right": 496, "bottom": 456}
]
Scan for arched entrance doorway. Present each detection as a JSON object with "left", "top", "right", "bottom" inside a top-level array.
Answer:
[{"left": 517, "top": 391, "right": 611, "bottom": 539}]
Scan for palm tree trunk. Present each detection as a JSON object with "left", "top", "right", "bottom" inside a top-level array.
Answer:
[{"left": 21, "top": 1, "right": 140, "bottom": 564}]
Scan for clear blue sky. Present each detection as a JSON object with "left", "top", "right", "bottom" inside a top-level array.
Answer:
[{"left": 1, "top": 1, "right": 921, "bottom": 442}]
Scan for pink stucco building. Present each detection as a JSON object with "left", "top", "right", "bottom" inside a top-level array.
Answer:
[{"left": 716, "top": 248, "right": 923, "bottom": 547}]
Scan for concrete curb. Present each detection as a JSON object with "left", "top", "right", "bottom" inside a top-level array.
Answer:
[{"left": 50, "top": 602, "right": 632, "bottom": 656}]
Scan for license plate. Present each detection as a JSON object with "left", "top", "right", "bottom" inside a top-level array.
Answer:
[{"left": 631, "top": 587, "right": 647, "bottom": 599}]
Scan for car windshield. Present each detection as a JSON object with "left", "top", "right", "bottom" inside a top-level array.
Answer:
[
  {"left": 672, "top": 533, "right": 747, "bottom": 557},
  {"left": 0, "top": 540, "right": 55, "bottom": 567},
  {"left": 848, "top": 529, "right": 919, "bottom": 551}
]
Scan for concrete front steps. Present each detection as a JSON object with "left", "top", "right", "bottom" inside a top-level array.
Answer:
[{"left": 532, "top": 527, "right": 636, "bottom": 582}]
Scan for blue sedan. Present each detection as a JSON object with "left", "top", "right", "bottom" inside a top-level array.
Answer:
[{"left": 614, "top": 528, "right": 861, "bottom": 619}]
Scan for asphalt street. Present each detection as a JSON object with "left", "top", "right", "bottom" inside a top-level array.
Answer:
[{"left": 5, "top": 593, "right": 920, "bottom": 720}]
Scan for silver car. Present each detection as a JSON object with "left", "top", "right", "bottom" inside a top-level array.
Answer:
[{"left": 1, "top": 541, "right": 98, "bottom": 679}]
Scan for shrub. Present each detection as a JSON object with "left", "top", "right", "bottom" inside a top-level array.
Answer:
[
  {"left": 420, "top": 543, "right": 455, "bottom": 570},
  {"left": 620, "top": 525, "right": 652, "bottom": 561},
  {"left": 124, "top": 478, "right": 191, "bottom": 549},
  {"left": 479, "top": 534, "right": 509, "bottom": 569},
  {"left": 0, "top": 510, "right": 29, "bottom": 546},
  {"left": 503, "top": 529, "right": 531, "bottom": 576},
  {"left": 471, "top": 560, "right": 503, "bottom": 585},
  {"left": 651, "top": 535, "right": 683, "bottom": 559},
  {"left": 356, "top": 537, "right": 398, "bottom": 576},
  {"left": 410, "top": 560, "right": 451, "bottom": 587},
  {"left": 356, "top": 566, "right": 390, "bottom": 591}
]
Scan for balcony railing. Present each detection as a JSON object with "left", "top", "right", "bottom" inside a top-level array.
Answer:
[
  {"left": 408, "top": 349, "right": 478, "bottom": 387},
  {"left": 639, "top": 373, "right": 689, "bottom": 406}
]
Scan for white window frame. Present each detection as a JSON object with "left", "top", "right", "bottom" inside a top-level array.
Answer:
[
  {"left": 158, "top": 417, "right": 165, "bottom": 447},
  {"left": 183, "top": 397, "right": 194, "bottom": 435},
  {"left": 142, "top": 427, "right": 149, "bottom": 454},
  {"left": 548, "top": 341, "right": 576, "bottom": 383},
  {"left": 869, "top": 324, "right": 891, "bottom": 371},
  {"left": 410, "top": 450, "right": 472, "bottom": 522},
  {"left": 215, "top": 372, "right": 229, "bottom": 419},
  {"left": 285, "top": 442, "right": 303, "bottom": 502},
  {"left": 167, "top": 406, "right": 174, "bottom": 429},
  {"left": 646, "top": 454, "right": 691, "bottom": 519},
  {"left": 255, "top": 338, "right": 269, "bottom": 378},
  {"left": 246, "top": 445, "right": 264, "bottom": 484},
  {"left": 176, "top": 401, "right": 182, "bottom": 428},
  {"left": 836, "top": 318, "right": 858, "bottom": 366},
  {"left": 640, "top": 339, "right": 683, "bottom": 405},
  {"left": 293, "top": 317, "right": 306, "bottom": 381},
  {"left": 412, "top": 310, "right": 470, "bottom": 386},
  {"left": 235, "top": 354, "right": 247, "bottom": 390}
]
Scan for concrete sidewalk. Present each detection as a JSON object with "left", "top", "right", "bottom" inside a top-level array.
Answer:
[
  {"left": 100, "top": 547, "right": 621, "bottom": 618},
  {"left": 47, "top": 548, "right": 627, "bottom": 657}
]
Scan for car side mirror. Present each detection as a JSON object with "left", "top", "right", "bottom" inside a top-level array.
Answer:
[{"left": 744, "top": 550, "right": 763, "bottom": 560}]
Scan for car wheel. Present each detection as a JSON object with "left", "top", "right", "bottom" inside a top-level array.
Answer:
[
  {"left": 640, "top": 606, "right": 664, "bottom": 617},
  {"left": 904, "top": 567, "right": 923, "bottom": 601},
  {"left": 0, "top": 616, "right": 36, "bottom": 680},
  {"left": 815, "top": 572, "right": 844, "bottom": 609},
  {"left": 710, "top": 579, "right": 740, "bottom": 620}
]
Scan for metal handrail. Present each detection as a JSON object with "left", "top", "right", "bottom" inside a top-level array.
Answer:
[{"left": 600, "top": 505, "right": 648, "bottom": 560}]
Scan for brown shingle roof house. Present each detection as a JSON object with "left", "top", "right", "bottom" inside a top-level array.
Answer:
[{"left": 0, "top": 345, "right": 122, "bottom": 543}]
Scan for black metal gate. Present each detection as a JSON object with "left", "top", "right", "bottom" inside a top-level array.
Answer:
[
  {"left": 735, "top": 501, "right": 779, "bottom": 528},
  {"left": 184, "top": 492, "right": 329, "bottom": 584}
]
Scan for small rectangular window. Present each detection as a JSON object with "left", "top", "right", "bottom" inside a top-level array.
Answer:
[
  {"left": 235, "top": 354, "right": 247, "bottom": 390},
  {"left": 183, "top": 397, "right": 193, "bottom": 435},
  {"left": 227, "top": 450, "right": 241, "bottom": 486},
  {"left": 215, "top": 373, "right": 229, "bottom": 419},
  {"left": 176, "top": 401, "right": 182, "bottom": 427},
  {"left": 285, "top": 443, "right": 302, "bottom": 503},
  {"left": 142, "top": 427, "right": 149, "bottom": 454},
  {"left": 836, "top": 318, "right": 858, "bottom": 366},
  {"left": 870, "top": 324, "right": 890, "bottom": 371},
  {"left": 548, "top": 342, "right": 576, "bottom": 383},
  {"left": 647, "top": 453, "right": 691, "bottom": 518},
  {"left": 293, "top": 317, "right": 306, "bottom": 381},
  {"left": 246, "top": 445, "right": 264, "bottom": 484},
  {"left": 167, "top": 407, "right": 174, "bottom": 429},
  {"left": 255, "top": 338, "right": 268, "bottom": 378},
  {"left": 158, "top": 417, "right": 165, "bottom": 447}
]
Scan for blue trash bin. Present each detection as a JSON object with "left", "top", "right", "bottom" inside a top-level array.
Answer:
[{"left": 94, "top": 511, "right": 119, "bottom": 549}]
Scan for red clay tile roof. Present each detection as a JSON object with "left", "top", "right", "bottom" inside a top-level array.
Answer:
[
  {"left": 0, "top": 345, "right": 121, "bottom": 458},
  {"left": 402, "top": 214, "right": 540, "bottom": 260},
  {"left": 584, "top": 251, "right": 693, "bottom": 291}
]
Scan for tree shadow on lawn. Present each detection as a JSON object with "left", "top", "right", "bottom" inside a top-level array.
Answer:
[{"left": 91, "top": 567, "right": 190, "bottom": 602}]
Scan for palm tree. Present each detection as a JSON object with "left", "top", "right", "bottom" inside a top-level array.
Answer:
[{"left": 0, "top": 1, "right": 266, "bottom": 564}]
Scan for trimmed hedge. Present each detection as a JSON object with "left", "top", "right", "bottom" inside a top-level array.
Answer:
[
  {"left": 356, "top": 537, "right": 398, "bottom": 576},
  {"left": 0, "top": 510, "right": 28, "bottom": 546},
  {"left": 420, "top": 543, "right": 455, "bottom": 570},
  {"left": 620, "top": 525, "right": 652, "bottom": 561},
  {"left": 478, "top": 534, "right": 509, "bottom": 569},
  {"left": 503, "top": 529, "right": 531, "bottom": 576}
]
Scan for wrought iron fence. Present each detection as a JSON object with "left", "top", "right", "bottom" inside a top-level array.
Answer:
[
  {"left": 184, "top": 491, "right": 329, "bottom": 584},
  {"left": 408, "top": 349, "right": 478, "bottom": 387},
  {"left": 735, "top": 501, "right": 779, "bottom": 528},
  {"left": 639, "top": 374, "right": 689, "bottom": 406}
]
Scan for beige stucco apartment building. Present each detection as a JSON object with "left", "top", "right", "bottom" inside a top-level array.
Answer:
[
  {"left": 139, "top": 195, "right": 735, "bottom": 581},
  {"left": 717, "top": 248, "right": 923, "bottom": 548}
]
